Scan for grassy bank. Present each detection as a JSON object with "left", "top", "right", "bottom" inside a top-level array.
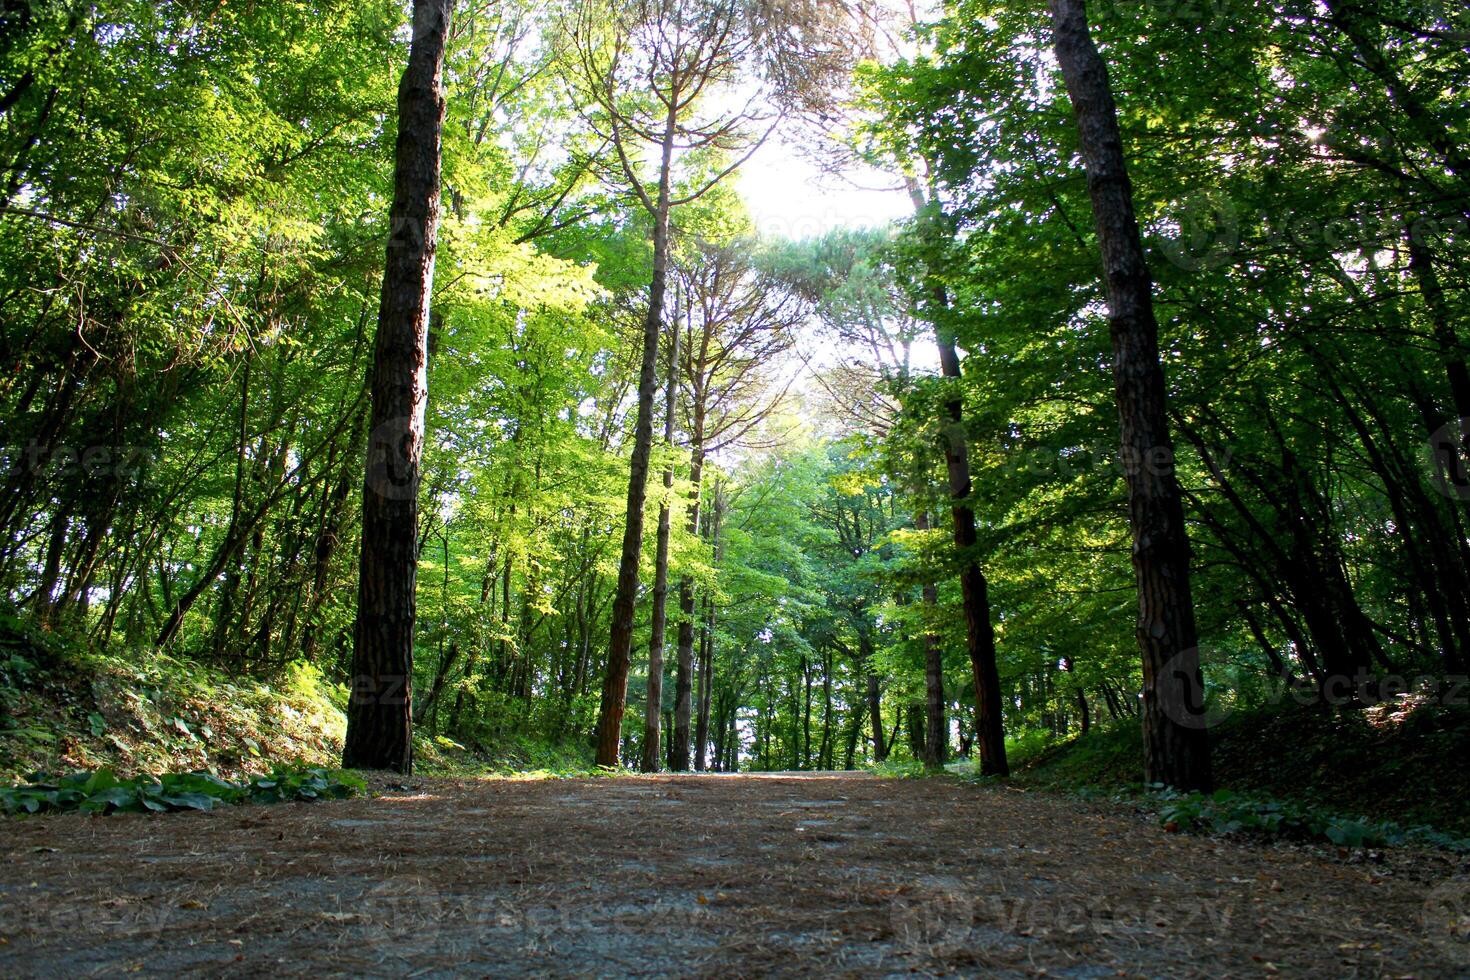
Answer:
[
  {"left": 0, "top": 610, "right": 598, "bottom": 786},
  {"left": 1004, "top": 699, "right": 1470, "bottom": 837},
  {"left": 0, "top": 612, "right": 346, "bottom": 783}
]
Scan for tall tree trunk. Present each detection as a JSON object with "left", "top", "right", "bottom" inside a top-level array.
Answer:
[
  {"left": 859, "top": 625, "right": 888, "bottom": 763},
  {"left": 1063, "top": 656, "right": 1091, "bottom": 735},
  {"left": 906, "top": 176, "right": 1008, "bottom": 777},
  {"left": 694, "top": 480, "right": 722, "bottom": 771},
  {"left": 641, "top": 319, "right": 679, "bottom": 772},
  {"left": 695, "top": 593, "right": 712, "bottom": 770},
  {"left": 1048, "top": 0, "right": 1211, "bottom": 791},
  {"left": 907, "top": 703, "right": 926, "bottom": 760},
  {"left": 801, "top": 655, "right": 813, "bottom": 769},
  {"left": 819, "top": 645, "right": 834, "bottom": 769},
  {"left": 670, "top": 402, "right": 706, "bottom": 771},
  {"left": 342, "top": 0, "right": 454, "bottom": 774},
  {"left": 842, "top": 692, "right": 865, "bottom": 770},
  {"left": 915, "top": 510, "right": 947, "bottom": 768},
  {"left": 725, "top": 701, "right": 739, "bottom": 771},
  {"left": 593, "top": 107, "right": 678, "bottom": 767},
  {"left": 1410, "top": 234, "right": 1470, "bottom": 515}
]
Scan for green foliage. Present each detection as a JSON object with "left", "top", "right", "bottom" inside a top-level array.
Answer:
[
  {"left": 0, "top": 765, "right": 365, "bottom": 816},
  {"left": 0, "top": 609, "right": 347, "bottom": 781},
  {"left": 414, "top": 730, "right": 598, "bottom": 779},
  {"left": 1009, "top": 700, "right": 1470, "bottom": 845},
  {"left": 1151, "top": 787, "right": 1470, "bottom": 854},
  {"left": 867, "top": 757, "right": 929, "bottom": 780},
  {"left": 0, "top": 0, "right": 1465, "bottom": 803}
]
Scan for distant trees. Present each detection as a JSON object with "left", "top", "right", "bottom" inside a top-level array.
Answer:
[
  {"left": 667, "top": 240, "right": 801, "bottom": 769},
  {"left": 773, "top": 229, "right": 961, "bottom": 772},
  {"left": 4, "top": 0, "right": 1466, "bottom": 789}
]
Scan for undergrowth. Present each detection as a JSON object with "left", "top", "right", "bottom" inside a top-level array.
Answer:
[
  {"left": 1004, "top": 699, "right": 1470, "bottom": 837},
  {"left": 414, "top": 730, "right": 599, "bottom": 778},
  {"left": 1148, "top": 786, "right": 1470, "bottom": 853},
  {"left": 1, "top": 765, "right": 365, "bottom": 816},
  {"left": 867, "top": 757, "right": 934, "bottom": 779},
  {"left": 964, "top": 698, "right": 1470, "bottom": 853},
  {"left": 0, "top": 611, "right": 345, "bottom": 781}
]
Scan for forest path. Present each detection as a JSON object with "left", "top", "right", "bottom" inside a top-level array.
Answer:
[{"left": 1, "top": 772, "right": 1465, "bottom": 977}]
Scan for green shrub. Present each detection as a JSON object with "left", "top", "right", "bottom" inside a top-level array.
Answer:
[
  {"left": 0, "top": 765, "right": 366, "bottom": 816},
  {"left": 1150, "top": 786, "right": 1470, "bottom": 853},
  {"left": 867, "top": 757, "right": 928, "bottom": 779}
]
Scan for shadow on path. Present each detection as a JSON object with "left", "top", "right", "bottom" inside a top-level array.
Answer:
[{"left": 1, "top": 773, "right": 1464, "bottom": 977}]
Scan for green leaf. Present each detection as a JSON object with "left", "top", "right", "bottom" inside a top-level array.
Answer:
[
  {"left": 84, "top": 787, "right": 137, "bottom": 811},
  {"left": 159, "top": 792, "right": 216, "bottom": 811},
  {"left": 83, "top": 769, "right": 119, "bottom": 794}
]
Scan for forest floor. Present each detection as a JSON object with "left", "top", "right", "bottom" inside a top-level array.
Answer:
[{"left": 1, "top": 772, "right": 1467, "bottom": 978}]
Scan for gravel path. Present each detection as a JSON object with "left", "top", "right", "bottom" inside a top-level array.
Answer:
[{"left": 1, "top": 772, "right": 1466, "bottom": 977}]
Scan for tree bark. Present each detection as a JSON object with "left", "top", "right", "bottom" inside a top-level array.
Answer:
[
  {"left": 915, "top": 510, "right": 947, "bottom": 768},
  {"left": 593, "top": 105, "right": 678, "bottom": 768},
  {"left": 842, "top": 690, "right": 865, "bottom": 770},
  {"left": 1048, "top": 0, "right": 1211, "bottom": 790},
  {"left": 859, "top": 625, "right": 888, "bottom": 763},
  {"left": 937, "top": 325, "right": 1007, "bottom": 776},
  {"left": 670, "top": 403, "right": 706, "bottom": 771},
  {"left": 906, "top": 703, "right": 926, "bottom": 760},
  {"left": 694, "top": 480, "right": 722, "bottom": 770},
  {"left": 342, "top": 0, "right": 454, "bottom": 774},
  {"left": 906, "top": 176, "right": 1008, "bottom": 777},
  {"left": 819, "top": 645, "right": 834, "bottom": 769},
  {"left": 641, "top": 319, "right": 679, "bottom": 772}
]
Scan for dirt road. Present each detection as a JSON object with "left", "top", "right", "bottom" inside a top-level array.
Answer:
[{"left": 1, "top": 772, "right": 1465, "bottom": 977}]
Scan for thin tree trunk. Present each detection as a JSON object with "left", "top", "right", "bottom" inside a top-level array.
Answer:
[
  {"left": 671, "top": 402, "right": 706, "bottom": 771},
  {"left": 915, "top": 510, "right": 947, "bottom": 768},
  {"left": 1063, "top": 656, "right": 1091, "bottom": 736},
  {"left": 842, "top": 692, "right": 865, "bottom": 770},
  {"left": 593, "top": 105, "right": 678, "bottom": 768},
  {"left": 907, "top": 703, "right": 926, "bottom": 759},
  {"left": 802, "top": 655, "right": 813, "bottom": 769},
  {"left": 820, "top": 645, "right": 834, "bottom": 769},
  {"left": 641, "top": 318, "right": 679, "bottom": 772},
  {"left": 905, "top": 177, "right": 1008, "bottom": 777},
  {"left": 1048, "top": 0, "right": 1211, "bottom": 790},
  {"left": 726, "top": 701, "right": 739, "bottom": 771},
  {"left": 859, "top": 625, "right": 887, "bottom": 763},
  {"left": 694, "top": 481, "right": 722, "bottom": 770},
  {"left": 342, "top": 0, "right": 454, "bottom": 774}
]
